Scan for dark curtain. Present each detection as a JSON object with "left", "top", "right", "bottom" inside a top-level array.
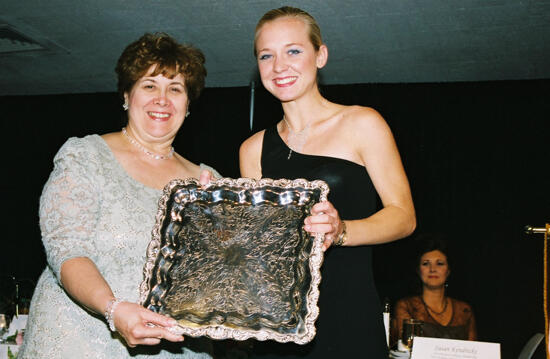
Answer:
[{"left": 1, "top": 79, "right": 548, "bottom": 358}]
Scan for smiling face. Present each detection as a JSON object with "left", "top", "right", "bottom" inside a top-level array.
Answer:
[
  {"left": 124, "top": 66, "right": 188, "bottom": 144},
  {"left": 418, "top": 250, "right": 450, "bottom": 290},
  {"left": 255, "top": 17, "right": 327, "bottom": 103}
]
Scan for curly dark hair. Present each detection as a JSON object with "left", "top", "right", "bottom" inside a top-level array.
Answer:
[
  {"left": 115, "top": 32, "right": 206, "bottom": 101},
  {"left": 414, "top": 233, "right": 452, "bottom": 272}
]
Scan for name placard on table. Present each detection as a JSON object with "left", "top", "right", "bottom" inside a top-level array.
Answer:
[{"left": 411, "top": 337, "right": 500, "bottom": 359}]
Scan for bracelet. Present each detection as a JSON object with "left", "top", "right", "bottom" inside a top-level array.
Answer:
[
  {"left": 104, "top": 297, "right": 124, "bottom": 332},
  {"left": 333, "top": 221, "right": 347, "bottom": 246}
]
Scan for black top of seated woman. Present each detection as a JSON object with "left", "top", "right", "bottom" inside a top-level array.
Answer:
[
  {"left": 252, "top": 125, "right": 388, "bottom": 358},
  {"left": 395, "top": 296, "right": 475, "bottom": 341}
]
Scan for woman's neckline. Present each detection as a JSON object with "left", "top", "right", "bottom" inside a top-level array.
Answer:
[
  {"left": 94, "top": 134, "right": 163, "bottom": 192},
  {"left": 421, "top": 296, "right": 455, "bottom": 327},
  {"left": 273, "top": 125, "right": 365, "bottom": 168}
]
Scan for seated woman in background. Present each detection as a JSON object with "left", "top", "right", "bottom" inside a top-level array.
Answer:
[{"left": 393, "top": 236, "right": 477, "bottom": 343}]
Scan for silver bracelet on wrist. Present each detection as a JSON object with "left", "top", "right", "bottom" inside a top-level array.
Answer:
[{"left": 104, "top": 297, "right": 124, "bottom": 332}]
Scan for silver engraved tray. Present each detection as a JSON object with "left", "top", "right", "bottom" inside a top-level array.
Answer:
[{"left": 139, "top": 177, "right": 329, "bottom": 344}]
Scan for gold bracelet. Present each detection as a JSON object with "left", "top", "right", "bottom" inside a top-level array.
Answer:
[{"left": 333, "top": 221, "right": 347, "bottom": 246}]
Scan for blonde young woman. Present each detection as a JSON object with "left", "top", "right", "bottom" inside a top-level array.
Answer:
[{"left": 240, "top": 6, "right": 416, "bottom": 359}]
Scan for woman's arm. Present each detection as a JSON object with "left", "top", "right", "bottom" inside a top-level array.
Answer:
[
  {"left": 239, "top": 130, "right": 265, "bottom": 179},
  {"left": 60, "top": 258, "right": 183, "bottom": 347},
  {"left": 41, "top": 139, "right": 182, "bottom": 347},
  {"left": 60, "top": 258, "right": 114, "bottom": 316},
  {"left": 305, "top": 107, "right": 416, "bottom": 248}
]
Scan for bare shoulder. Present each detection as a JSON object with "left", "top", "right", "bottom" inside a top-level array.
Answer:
[
  {"left": 339, "top": 105, "right": 390, "bottom": 134},
  {"left": 240, "top": 129, "right": 265, "bottom": 154},
  {"left": 239, "top": 129, "right": 266, "bottom": 179},
  {"left": 334, "top": 105, "right": 394, "bottom": 159}
]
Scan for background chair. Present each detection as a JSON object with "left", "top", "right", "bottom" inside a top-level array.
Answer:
[{"left": 517, "top": 333, "right": 545, "bottom": 359}]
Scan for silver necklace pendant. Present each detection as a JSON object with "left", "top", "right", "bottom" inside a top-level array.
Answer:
[{"left": 283, "top": 116, "right": 309, "bottom": 160}]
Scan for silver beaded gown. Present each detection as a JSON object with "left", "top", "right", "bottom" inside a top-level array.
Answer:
[{"left": 18, "top": 135, "right": 217, "bottom": 359}]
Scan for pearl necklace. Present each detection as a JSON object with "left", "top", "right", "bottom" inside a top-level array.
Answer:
[
  {"left": 283, "top": 116, "right": 310, "bottom": 160},
  {"left": 121, "top": 127, "right": 174, "bottom": 160}
]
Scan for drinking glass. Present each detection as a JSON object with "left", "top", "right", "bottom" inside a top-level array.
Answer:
[
  {"left": 0, "top": 314, "right": 8, "bottom": 341},
  {"left": 401, "top": 319, "right": 423, "bottom": 351}
]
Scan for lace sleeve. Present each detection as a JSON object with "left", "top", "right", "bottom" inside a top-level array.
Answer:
[
  {"left": 392, "top": 297, "right": 414, "bottom": 346},
  {"left": 39, "top": 138, "right": 102, "bottom": 282},
  {"left": 455, "top": 301, "right": 477, "bottom": 340},
  {"left": 468, "top": 307, "right": 477, "bottom": 340},
  {"left": 199, "top": 163, "right": 222, "bottom": 179}
]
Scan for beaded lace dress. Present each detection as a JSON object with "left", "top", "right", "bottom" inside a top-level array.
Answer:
[{"left": 19, "top": 135, "right": 214, "bottom": 359}]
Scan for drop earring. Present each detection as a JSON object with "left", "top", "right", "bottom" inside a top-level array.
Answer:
[
  {"left": 122, "top": 102, "right": 129, "bottom": 111},
  {"left": 185, "top": 111, "right": 190, "bottom": 118}
]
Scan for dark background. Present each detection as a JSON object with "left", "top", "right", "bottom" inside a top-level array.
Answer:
[{"left": 1, "top": 79, "right": 548, "bottom": 358}]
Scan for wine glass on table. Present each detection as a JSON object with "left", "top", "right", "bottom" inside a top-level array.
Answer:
[
  {"left": 401, "top": 319, "right": 423, "bottom": 352},
  {"left": 0, "top": 314, "right": 8, "bottom": 342}
]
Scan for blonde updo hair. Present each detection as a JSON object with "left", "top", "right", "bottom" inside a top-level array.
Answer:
[{"left": 254, "top": 6, "right": 323, "bottom": 57}]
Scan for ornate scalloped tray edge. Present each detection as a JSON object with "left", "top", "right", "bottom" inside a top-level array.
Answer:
[{"left": 139, "top": 177, "right": 329, "bottom": 344}]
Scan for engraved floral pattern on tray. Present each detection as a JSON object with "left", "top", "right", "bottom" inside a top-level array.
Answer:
[{"left": 139, "top": 177, "right": 329, "bottom": 344}]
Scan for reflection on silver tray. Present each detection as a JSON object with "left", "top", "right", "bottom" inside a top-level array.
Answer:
[{"left": 139, "top": 177, "right": 329, "bottom": 344}]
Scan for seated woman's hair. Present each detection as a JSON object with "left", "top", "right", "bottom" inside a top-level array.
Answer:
[
  {"left": 414, "top": 233, "right": 452, "bottom": 271},
  {"left": 405, "top": 233, "right": 453, "bottom": 294},
  {"left": 115, "top": 32, "right": 207, "bottom": 101}
]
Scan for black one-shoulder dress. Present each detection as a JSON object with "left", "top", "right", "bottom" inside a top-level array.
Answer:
[{"left": 250, "top": 126, "right": 388, "bottom": 358}]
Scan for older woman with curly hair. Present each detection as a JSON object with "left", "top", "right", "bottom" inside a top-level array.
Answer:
[{"left": 19, "top": 33, "right": 217, "bottom": 359}]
